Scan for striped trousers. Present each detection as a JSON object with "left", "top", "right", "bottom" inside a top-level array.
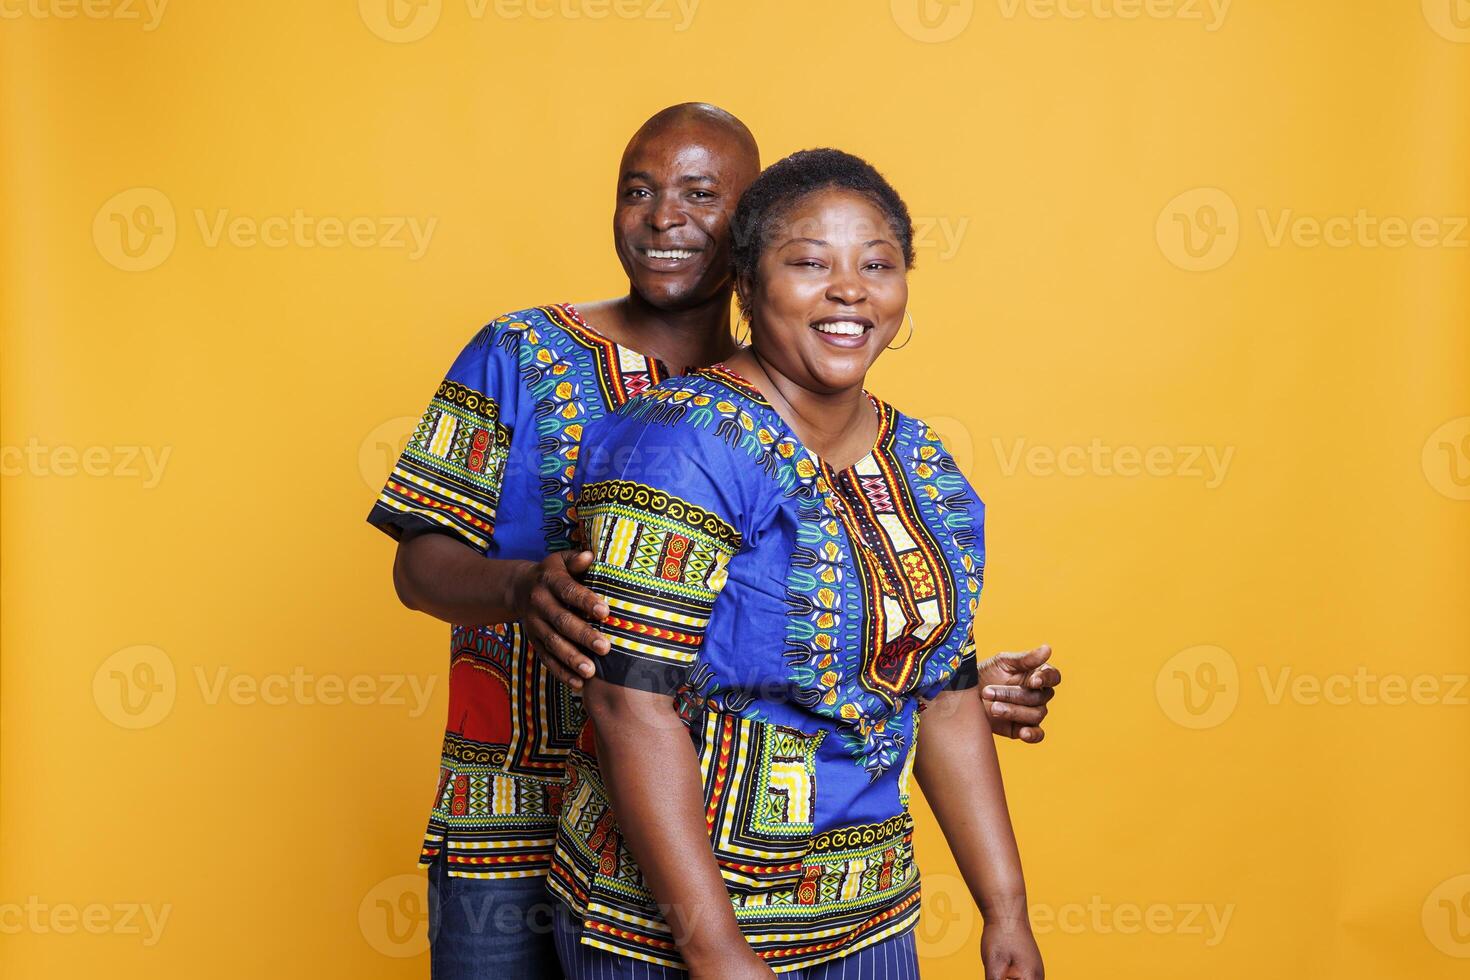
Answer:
[{"left": 553, "top": 903, "right": 921, "bottom": 980}]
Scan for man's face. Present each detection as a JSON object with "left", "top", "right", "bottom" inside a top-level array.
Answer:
[{"left": 613, "top": 123, "right": 757, "bottom": 313}]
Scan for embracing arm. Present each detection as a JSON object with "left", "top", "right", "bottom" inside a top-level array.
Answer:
[
  {"left": 580, "top": 680, "right": 775, "bottom": 979},
  {"left": 390, "top": 532, "right": 609, "bottom": 689},
  {"left": 915, "top": 685, "right": 1043, "bottom": 980}
]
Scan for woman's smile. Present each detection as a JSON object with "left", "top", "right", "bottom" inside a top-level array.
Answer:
[{"left": 810, "top": 314, "right": 874, "bottom": 348}]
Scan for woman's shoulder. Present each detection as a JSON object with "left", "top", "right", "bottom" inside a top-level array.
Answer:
[
  {"left": 589, "top": 369, "right": 818, "bottom": 497},
  {"left": 879, "top": 400, "right": 986, "bottom": 509}
]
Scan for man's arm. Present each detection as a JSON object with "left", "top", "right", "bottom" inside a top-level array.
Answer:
[
  {"left": 915, "top": 686, "right": 1044, "bottom": 980},
  {"left": 391, "top": 532, "right": 609, "bottom": 689},
  {"left": 580, "top": 680, "right": 775, "bottom": 980}
]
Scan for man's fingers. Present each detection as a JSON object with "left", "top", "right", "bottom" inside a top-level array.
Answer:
[
  {"left": 982, "top": 685, "right": 1053, "bottom": 707},
  {"left": 1024, "top": 663, "right": 1061, "bottom": 690},
  {"left": 1017, "top": 726, "right": 1046, "bottom": 744},
  {"left": 562, "top": 549, "right": 596, "bottom": 575},
  {"left": 551, "top": 608, "right": 611, "bottom": 656},
  {"left": 549, "top": 569, "right": 609, "bottom": 622},
  {"left": 1008, "top": 644, "right": 1052, "bottom": 671},
  {"left": 528, "top": 618, "right": 597, "bottom": 682},
  {"left": 533, "top": 583, "right": 610, "bottom": 654},
  {"left": 527, "top": 631, "right": 586, "bottom": 689}
]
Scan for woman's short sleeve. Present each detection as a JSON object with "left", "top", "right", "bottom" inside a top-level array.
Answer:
[{"left": 572, "top": 411, "right": 746, "bottom": 696}]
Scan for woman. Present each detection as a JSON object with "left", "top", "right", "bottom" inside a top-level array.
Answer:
[{"left": 547, "top": 149, "right": 1043, "bottom": 979}]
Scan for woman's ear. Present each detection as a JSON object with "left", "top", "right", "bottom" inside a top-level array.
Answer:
[{"left": 734, "top": 272, "right": 754, "bottom": 320}]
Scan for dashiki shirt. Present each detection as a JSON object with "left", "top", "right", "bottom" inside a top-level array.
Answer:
[
  {"left": 548, "top": 366, "right": 985, "bottom": 973},
  {"left": 367, "top": 304, "right": 670, "bottom": 878}
]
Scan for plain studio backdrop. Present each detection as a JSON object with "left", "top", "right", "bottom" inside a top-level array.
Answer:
[{"left": 2, "top": 2, "right": 1468, "bottom": 977}]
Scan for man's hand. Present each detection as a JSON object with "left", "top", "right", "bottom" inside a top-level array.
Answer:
[
  {"left": 978, "top": 644, "right": 1060, "bottom": 744},
  {"left": 512, "top": 550, "right": 609, "bottom": 689}
]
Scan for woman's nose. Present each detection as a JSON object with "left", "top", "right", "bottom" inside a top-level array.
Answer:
[{"left": 826, "top": 270, "right": 866, "bottom": 305}]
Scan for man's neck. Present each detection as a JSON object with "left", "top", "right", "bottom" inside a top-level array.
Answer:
[{"left": 580, "top": 289, "right": 739, "bottom": 373}]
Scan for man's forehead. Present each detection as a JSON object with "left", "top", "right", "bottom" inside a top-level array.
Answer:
[{"left": 621, "top": 118, "right": 757, "bottom": 179}]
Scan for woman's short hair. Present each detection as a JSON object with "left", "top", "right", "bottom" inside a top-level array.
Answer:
[{"left": 731, "top": 148, "right": 915, "bottom": 312}]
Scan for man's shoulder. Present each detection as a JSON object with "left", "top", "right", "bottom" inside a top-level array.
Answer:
[{"left": 477, "top": 303, "right": 582, "bottom": 347}]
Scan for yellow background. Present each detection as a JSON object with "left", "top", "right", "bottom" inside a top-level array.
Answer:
[{"left": 3, "top": 1, "right": 1469, "bottom": 977}]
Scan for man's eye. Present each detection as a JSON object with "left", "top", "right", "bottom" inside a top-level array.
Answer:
[
  {"left": 624, "top": 188, "right": 652, "bottom": 200},
  {"left": 690, "top": 190, "right": 715, "bottom": 201}
]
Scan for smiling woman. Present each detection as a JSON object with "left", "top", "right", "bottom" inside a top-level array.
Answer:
[{"left": 548, "top": 150, "right": 1044, "bottom": 979}]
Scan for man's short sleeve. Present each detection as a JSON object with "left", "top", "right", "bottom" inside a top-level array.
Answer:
[
  {"left": 945, "top": 626, "right": 981, "bottom": 691},
  {"left": 366, "top": 323, "right": 520, "bottom": 553},
  {"left": 572, "top": 413, "right": 745, "bottom": 696}
]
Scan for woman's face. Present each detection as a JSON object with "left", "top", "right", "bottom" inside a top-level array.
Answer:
[{"left": 742, "top": 188, "right": 908, "bottom": 396}]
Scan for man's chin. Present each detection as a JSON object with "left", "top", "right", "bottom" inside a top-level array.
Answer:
[{"left": 631, "top": 276, "right": 724, "bottom": 314}]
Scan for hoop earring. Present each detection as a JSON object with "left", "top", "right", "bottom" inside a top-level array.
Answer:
[
  {"left": 888, "top": 310, "right": 916, "bottom": 350},
  {"left": 734, "top": 311, "right": 750, "bottom": 347}
]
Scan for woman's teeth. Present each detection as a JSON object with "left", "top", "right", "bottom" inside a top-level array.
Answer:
[
  {"left": 645, "top": 248, "right": 697, "bottom": 260},
  {"left": 813, "top": 321, "right": 868, "bottom": 336}
]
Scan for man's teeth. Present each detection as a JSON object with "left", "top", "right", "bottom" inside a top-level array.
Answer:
[
  {"left": 645, "top": 248, "right": 697, "bottom": 260},
  {"left": 813, "top": 321, "right": 867, "bottom": 336}
]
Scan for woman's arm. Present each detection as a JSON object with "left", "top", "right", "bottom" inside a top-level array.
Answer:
[
  {"left": 580, "top": 679, "right": 775, "bottom": 979},
  {"left": 914, "top": 685, "right": 1044, "bottom": 979}
]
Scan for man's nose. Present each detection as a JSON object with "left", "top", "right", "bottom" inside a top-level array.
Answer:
[{"left": 648, "top": 193, "right": 687, "bottom": 232}]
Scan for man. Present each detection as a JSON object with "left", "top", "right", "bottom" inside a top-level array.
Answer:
[{"left": 368, "top": 103, "right": 1062, "bottom": 977}]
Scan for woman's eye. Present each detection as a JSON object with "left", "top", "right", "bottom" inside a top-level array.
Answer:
[{"left": 689, "top": 190, "right": 715, "bottom": 201}]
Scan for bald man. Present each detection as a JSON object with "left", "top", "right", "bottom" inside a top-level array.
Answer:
[{"left": 368, "top": 103, "right": 1061, "bottom": 977}]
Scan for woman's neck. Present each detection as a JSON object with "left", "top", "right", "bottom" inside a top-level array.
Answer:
[{"left": 722, "top": 347, "right": 878, "bottom": 471}]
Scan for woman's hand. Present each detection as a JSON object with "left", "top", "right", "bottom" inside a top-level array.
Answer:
[
  {"left": 981, "top": 919, "right": 1044, "bottom": 980},
  {"left": 511, "top": 550, "right": 610, "bottom": 689}
]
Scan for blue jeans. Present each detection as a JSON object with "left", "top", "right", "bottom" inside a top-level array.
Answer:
[
  {"left": 553, "top": 902, "right": 920, "bottom": 979},
  {"left": 426, "top": 857, "right": 561, "bottom": 979}
]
